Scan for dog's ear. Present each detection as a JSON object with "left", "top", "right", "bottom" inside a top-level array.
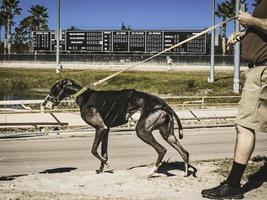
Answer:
[{"left": 62, "top": 79, "right": 73, "bottom": 86}]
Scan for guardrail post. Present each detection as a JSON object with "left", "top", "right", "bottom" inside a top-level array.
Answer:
[
  {"left": 41, "top": 104, "right": 44, "bottom": 113},
  {"left": 201, "top": 97, "right": 205, "bottom": 109}
]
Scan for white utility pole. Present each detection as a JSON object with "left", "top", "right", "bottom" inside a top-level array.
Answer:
[
  {"left": 233, "top": 0, "right": 241, "bottom": 93},
  {"left": 208, "top": 0, "right": 215, "bottom": 83},
  {"left": 56, "top": 0, "right": 62, "bottom": 73}
]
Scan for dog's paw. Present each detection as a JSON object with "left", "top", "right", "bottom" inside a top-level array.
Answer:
[
  {"left": 183, "top": 171, "right": 189, "bottom": 177},
  {"left": 147, "top": 165, "right": 158, "bottom": 178},
  {"left": 96, "top": 169, "right": 103, "bottom": 174},
  {"left": 184, "top": 163, "right": 189, "bottom": 177},
  {"left": 105, "top": 161, "right": 110, "bottom": 168}
]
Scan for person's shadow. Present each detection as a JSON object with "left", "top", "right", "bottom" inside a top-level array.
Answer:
[{"left": 242, "top": 156, "right": 267, "bottom": 194}]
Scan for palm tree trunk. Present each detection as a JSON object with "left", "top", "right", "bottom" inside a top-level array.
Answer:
[
  {"left": 29, "top": 31, "right": 32, "bottom": 53},
  {"left": 0, "top": 25, "right": 2, "bottom": 43},
  {"left": 222, "top": 37, "right": 226, "bottom": 55},
  {"left": 7, "top": 16, "right": 11, "bottom": 54},
  {"left": 4, "top": 25, "right": 7, "bottom": 55},
  {"left": 222, "top": 23, "right": 227, "bottom": 55}
]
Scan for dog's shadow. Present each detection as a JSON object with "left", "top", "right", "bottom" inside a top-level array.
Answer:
[
  {"left": 128, "top": 161, "right": 197, "bottom": 178},
  {"left": 157, "top": 161, "right": 197, "bottom": 177},
  {"left": 0, "top": 167, "right": 77, "bottom": 181},
  {"left": 0, "top": 174, "right": 27, "bottom": 181},
  {"left": 242, "top": 156, "right": 267, "bottom": 194},
  {"left": 39, "top": 167, "right": 77, "bottom": 174}
]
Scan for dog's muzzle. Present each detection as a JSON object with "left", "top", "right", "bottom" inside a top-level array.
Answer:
[
  {"left": 42, "top": 95, "right": 54, "bottom": 109},
  {"left": 42, "top": 95, "right": 50, "bottom": 106}
]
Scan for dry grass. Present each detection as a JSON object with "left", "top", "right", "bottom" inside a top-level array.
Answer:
[{"left": 0, "top": 67, "right": 244, "bottom": 99}]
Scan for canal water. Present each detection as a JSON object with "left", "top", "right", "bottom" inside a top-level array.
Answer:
[{"left": 0, "top": 92, "right": 46, "bottom": 101}]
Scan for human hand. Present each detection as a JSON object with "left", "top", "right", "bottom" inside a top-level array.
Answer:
[
  {"left": 238, "top": 11, "right": 254, "bottom": 27},
  {"left": 227, "top": 32, "right": 244, "bottom": 50}
]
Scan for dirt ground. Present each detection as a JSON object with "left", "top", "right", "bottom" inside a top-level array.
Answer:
[{"left": 0, "top": 158, "right": 266, "bottom": 200}]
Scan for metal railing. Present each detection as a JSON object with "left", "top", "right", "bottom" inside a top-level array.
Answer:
[
  {"left": 161, "top": 95, "right": 241, "bottom": 109},
  {"left": 0, "top": 95, "right": 241, "bottom": 113},
  {"left": 0, "top": 99, "right": 76, "bottom": 113},
  {"left": 0, "top": 96, "right": 239, "bottom": 132}
]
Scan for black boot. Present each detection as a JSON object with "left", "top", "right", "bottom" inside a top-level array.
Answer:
[{"left": 201, "top": 181, "right": 244, "bottom": 199}]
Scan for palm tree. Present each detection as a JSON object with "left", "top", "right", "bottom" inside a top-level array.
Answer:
[
  {"left": 15, "top": 4, "right": 48, "bottom": 53},
  {"left": 67, "top": 26, "right": 80, "bottom": 31},
  {"left": 13, "top": 16, "right": 31, "bottom": 52},
  {"left": 215, "top": 0, "right": 248, "bottom": 55},
  {"left": 1, "top": 0, "right": 21, "bottom": 54},
  {"left": 121, "top": 22, "right": 131, "bottom": 30},
  {"left": 25, "top": 5, "right": 48, "bottom": 53},
  {"left": 215, "top": 0, "right": 236, "bottom": 55},
  {"left": 28, "top": 5, "right": 48, "bottom": 31},
  {"left": 0, "top": 11, "right": 4, "bottom": 44},
  {"left": 252, "top": 0, "right": 261, "bottom": 7},
  {"left": 0, "top": 9, "right": 8, "bottom": 53},
  {"left": 0, "top": 11, "right": 4, "bottom": 53}
]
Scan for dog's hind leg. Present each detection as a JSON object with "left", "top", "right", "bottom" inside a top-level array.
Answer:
[
  {"left": 158, "top": 115, "right": 189, "bottom": 177},
  {"left": 136, "top": 111, "right": 167, "bottom": 177},
  {"left": 169, "top": 138, "right": 189, "bottom": 177},
  {"left": 136, "top": 129, "right": 167, "bottom": 178}
]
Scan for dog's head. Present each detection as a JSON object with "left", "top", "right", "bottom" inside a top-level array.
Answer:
[{"left": 42, "top": 79, "right": 75, "bottom": 108}]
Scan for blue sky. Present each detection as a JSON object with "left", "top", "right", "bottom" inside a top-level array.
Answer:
[
  {"left": 5, "top": 0, "right": 257, "bottom": 33},
  {"left": 17, "top": 0, "right": 215, "bottom": 30}
]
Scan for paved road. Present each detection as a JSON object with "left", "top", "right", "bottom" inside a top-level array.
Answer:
[{"left": 0, "top": 127, "right": 267, "bottom": 177}]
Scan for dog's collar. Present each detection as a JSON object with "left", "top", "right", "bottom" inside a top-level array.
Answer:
[{"left": 71, "top": 86, "right": 90, "bottom": 99}]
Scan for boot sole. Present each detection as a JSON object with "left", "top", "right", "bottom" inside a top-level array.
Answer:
[{"left": 202, "top": 193, "right": 244, "bottom": 199}]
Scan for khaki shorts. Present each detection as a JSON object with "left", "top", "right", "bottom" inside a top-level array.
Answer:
[{"left": 235, "top": 65, "right": 267, "bottom": 133}]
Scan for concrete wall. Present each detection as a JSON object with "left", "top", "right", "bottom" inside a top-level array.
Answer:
[{"left": 0, "top": 54, "right": 247, "bottom": 66}]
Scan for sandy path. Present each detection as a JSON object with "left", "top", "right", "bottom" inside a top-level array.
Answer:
[
  {"left": 0, "top": 127, "right": 267, "bottom": 199},
  {"left": 0, "top": 159, "right": 266, "bottom": 200}
]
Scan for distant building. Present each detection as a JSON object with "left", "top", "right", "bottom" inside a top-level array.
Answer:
[{"left": 32, "top": 29, "right": 206, "bottom": 54}]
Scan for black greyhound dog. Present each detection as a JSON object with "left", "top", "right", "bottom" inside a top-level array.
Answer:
[{"left": 43, "top": 79, "right": 189, "bottom": 177}]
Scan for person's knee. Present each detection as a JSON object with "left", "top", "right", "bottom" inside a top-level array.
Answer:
[{"left": 235, "top": 124, "right": 255, "bottom": 135}]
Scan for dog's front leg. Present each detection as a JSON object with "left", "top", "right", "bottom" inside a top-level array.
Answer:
[
  {"left": 91, "top": 128, "right": 109, "bottom": 173},
  {"left": 97, "top": 130, "right": 110, "bottom": 173}
]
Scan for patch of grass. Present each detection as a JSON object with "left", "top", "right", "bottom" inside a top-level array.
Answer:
[
  {"left": 212, "top": 156, "right": 267, "bottom": 180},
  {"left": 0, "top": 67, "right": 245, "bottom": 97}
]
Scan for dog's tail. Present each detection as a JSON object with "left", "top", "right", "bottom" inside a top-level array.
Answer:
[{"left": 166, "top": 106, "right": 183, "bottom": 139}]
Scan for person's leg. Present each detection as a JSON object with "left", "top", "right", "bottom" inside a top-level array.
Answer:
[
  {"left": 234, "top": 125, "right": 255, "bottom": 164},
  {"left": 226, "top": 125, "right": 255, "bottom": 187},
  {"left": 201, "top": 125, "right": 255, "bottom": 199},
  {"left": 202, "top": 66, "right": 265, "bottom": 199}
]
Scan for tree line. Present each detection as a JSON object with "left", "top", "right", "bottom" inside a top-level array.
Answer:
[
  {"left": 0, "top": 0, "right": 48, "bottom": 54},
  {"left": 0, "top": 0, "right": 261, "bottom": 55}
]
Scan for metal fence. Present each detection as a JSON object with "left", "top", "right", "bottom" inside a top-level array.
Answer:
[
  {"left": 0, "top": 95, "right": 241, "bottom": 113},
  {"left": 0, "top": 96, "right": 239, "bottom": 131}
]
